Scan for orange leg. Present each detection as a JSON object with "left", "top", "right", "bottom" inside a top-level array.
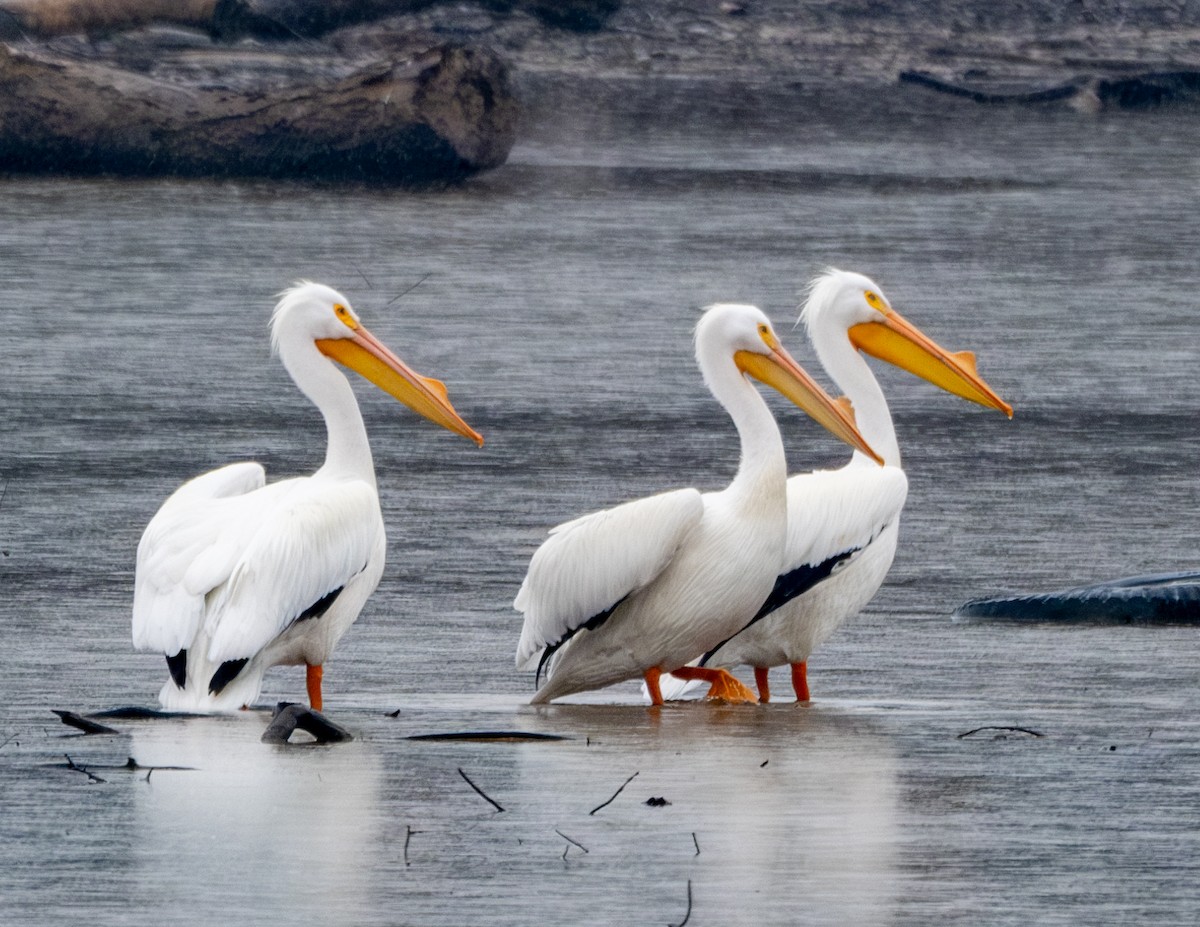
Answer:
[
  {"left": 669, "top": 666, "right": 757, "bottom": 704},
  {"left": 306, "top": 663, "right": 324, "bottom": 712},
  {"left": 791, "top": 661, "right": 810, "bottom": 702},
  {"left": 754, "top": 666, "right": 771, "bottom": 703},
  {"left": 644, "top": 667, "right": 664, "bottom": 706}
]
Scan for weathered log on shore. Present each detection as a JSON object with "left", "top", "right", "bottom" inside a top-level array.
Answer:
[
  {"left": 0, "top": 39, "right": 517, "bottom": 182},
  {"left": 0, "top": 0, "right": 217, "bottom": 38},
  {"left": 900, "top": 68, "right": 1200, "bottom": 110}
]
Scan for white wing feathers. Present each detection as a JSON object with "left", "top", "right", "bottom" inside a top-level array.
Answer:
[
  {"left": 132, "top": 463, "right": 266, "bottom": 655},
  {"left": 783, "top": 463, "right": 908, "bottom": 573},
  {"left": 133, "top": 463, "right": 381, "bottom": 665},
  {"left": 204, "top": 479, "right": 379, "bottom": 663},
  {"left": 514, "top": 488, "right": 704, "bottom": 670}
]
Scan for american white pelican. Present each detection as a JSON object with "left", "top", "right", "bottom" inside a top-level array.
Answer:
[
  {"left": 132, "top": 282, "right": 482, "bottom": 713},
  {"left": 670, "top": 269, "right": 1012, "bottom": 702},
  {"left": 514, "top": 302, "right": 882, "bottom": 705}
]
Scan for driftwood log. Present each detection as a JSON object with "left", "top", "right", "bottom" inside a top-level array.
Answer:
[
  {"left": 0, "top": 0, "right": 217, "bottom": 38},
  {"left": 0, "top": 38, "right": 517, "bottom": 181}
]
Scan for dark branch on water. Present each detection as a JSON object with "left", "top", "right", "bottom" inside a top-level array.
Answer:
[
  {"left": 691, "top": 832, "right": 700, "bottom": 856},
  {"left": 669, "top": 880, "right": 693, "bottom": 927},
  {"left": 404, "top": 824, "right": 424, "bottom": 866},
  {"left": 64, "top": 754, "right": 105, "bottom": 783},
  {"left": 957, "top": 726, "right": 1044, "bottom": 739},
  {"left": 589, "top": 771, "right": 639, "bottom": 815},
  {"left": 555, "top": 829, "right": 589, "bottom": 859},
  {"left": 458, "top": 767, "right": 505, "bottom": 812},
  {"left": 53, "top": 709, "right": 120, "bottom": 735}
]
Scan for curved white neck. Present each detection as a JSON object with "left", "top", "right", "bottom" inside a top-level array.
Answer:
[
  {"left": 700, "top": 346, "right": 788, "bottom": 507},
  {"left": 277, "top": 337, "right": 377, "bottom": 487},
  {"left": 809, "top": 323, "right": 902, "bottom": 468}
]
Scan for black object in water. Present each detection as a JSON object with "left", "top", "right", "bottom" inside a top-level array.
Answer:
[{"left": 954, "top": 571, "right": 1200, "bottom": 624}]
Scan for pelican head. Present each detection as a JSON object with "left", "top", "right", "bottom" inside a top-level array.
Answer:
[
  {"left": 802, "top": 269, "right": 1013, "bottom": 417},
  {"left": 272, "top": 281, "right": 483, "bottom": 445},
  {"left": 698, "top": 303, "right": 882, "bottom": 464}
]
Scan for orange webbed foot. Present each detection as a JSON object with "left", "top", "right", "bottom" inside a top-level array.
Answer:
[{"left": 669, "top": 666, "right": 758, "bottom": 704}]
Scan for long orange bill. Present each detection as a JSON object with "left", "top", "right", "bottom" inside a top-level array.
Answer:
[
  {"left": 736, "top": 342, "right": 884, "bottom": 465},
  {"left": 848, "top": 309, "right": 1013, "bottom": 417},
  {"left": 317, "top": 325, "right": 484, "bottom": 445}
]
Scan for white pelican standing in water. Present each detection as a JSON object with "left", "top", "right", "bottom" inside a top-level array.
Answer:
[
  {"left": 132, "top": 282, "right": 482, "bottom": 713},
  {"left": 668, "top": 270, "right": 1012, "bottom": 703},
  {"left": 514, "top": 302, "right": 882, "bottom": 705}
]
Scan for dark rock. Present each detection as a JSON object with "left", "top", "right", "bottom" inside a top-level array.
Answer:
[{"left": 955, "top": 571, "right": 1200, "bottom": 624}]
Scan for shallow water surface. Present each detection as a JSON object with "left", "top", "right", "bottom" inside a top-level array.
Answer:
[{"left": 2, "top": 89, "right": 1200, "bottom": 924}]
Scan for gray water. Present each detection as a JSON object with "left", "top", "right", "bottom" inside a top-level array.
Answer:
[{"left": 3, "top": 85, "right": 1200, "bottom": 924}]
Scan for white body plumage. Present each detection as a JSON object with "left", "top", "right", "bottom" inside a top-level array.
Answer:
[
  {"left": 132, "top": 282, "right": 481, "bottom": 712},
  {"left": 514, "top": 302, "right": 880, "bottom": 704},
  {"left": 679, "top": 270, "right": 1010, "bottom": 701}
]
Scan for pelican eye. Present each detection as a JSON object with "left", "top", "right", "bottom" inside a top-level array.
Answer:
[
  {"left": 756, "top": 322, "right": 777, "bottom": 349},
  {"left": 864, "top": 290, "right": 886, "bottom": 312},
  {"left": 333, "top": 303, "right": 359, "bottom": 330}
]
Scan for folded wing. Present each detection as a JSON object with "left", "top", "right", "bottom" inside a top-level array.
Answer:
[
  {"left": 133, "top": 463, "right": 382, "bottom": 666},
  {"left": 514, "top": 488, "right": 704, "bottom": 670}
]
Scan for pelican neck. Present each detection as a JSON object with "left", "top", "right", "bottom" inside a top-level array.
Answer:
[
  {"left": 279, "top": 337, "right": 378, "bottom": 487},
  {"left": 809, "top": 321, "right": 902, "bottom": 468}
]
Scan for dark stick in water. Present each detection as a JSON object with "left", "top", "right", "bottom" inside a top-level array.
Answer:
[
  {"left": 589, "top": 770, "right": 639, "bottom": 815},
  {"left": 457, "top": 767, "right": 504, "bottom": 813},
  {"left": 670, "top": 880, "right": 693, "bottom": 927}
]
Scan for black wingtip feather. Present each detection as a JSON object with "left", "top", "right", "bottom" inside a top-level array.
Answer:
[
  {"left": 209, "top": 658, "right": 250, "bottom": 695},
  {"left": 166, "top": 650, "right": 188, "bottom": 689}
]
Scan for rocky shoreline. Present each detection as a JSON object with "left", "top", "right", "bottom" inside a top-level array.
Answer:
[{"left": 1, "top": 0, "right": 1199, "bottom": 182}]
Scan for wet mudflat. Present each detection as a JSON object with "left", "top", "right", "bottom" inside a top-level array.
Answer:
[{"left": 3, "top": 83, "right": 1200, "bottom": 924}]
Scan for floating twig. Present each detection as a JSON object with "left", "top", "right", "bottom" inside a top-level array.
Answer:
[
  {"left": 56, "top": 756, "right": 192, "bottom": 779},
  {"left": 669, "top": 880, "right": 693, "bottom": 927},
  {"left": 0, "top": 732, "right": 17, "bottom": 750},
  {"left": 64, "top": 754, "right": 105, "bottom": 783},
  {"left": 387, "top": 272, "right": 432, "bottom": 306},
  {"left": 957, "top": 726, "right": 1044, "bottom": 740},
  {"left": 589, "top": 771, "right": 639, "bottom": 815},
  {"left": 350, "top": 260, "right": 374, "bottom": 290},
  {"left": 403, "top": 824, "right": 423, "bottom": 866},
  {"left": 555, "top": 829, "right": 589, "bottom": 859},
  {"left": 407, "top": 730, "right": 568, "bottom": 742},
  {"left": 458, "top": 767, "right": 505, "bottom": 812},
  {"left": 123, "top": 757, "right": 193, "bottom": 774},
  {"left": 691, "top": 832, "right": 700, "bottom": 856}
]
